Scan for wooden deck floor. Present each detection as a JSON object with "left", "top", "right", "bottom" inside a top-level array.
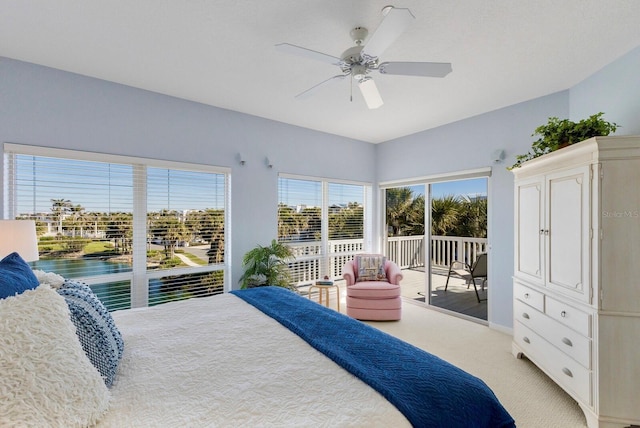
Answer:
[
  {"left": 298, "top": 266, "right": 487, "bottom": 321},
  {"left": 400, "top": 267, "right": 487, "bottom": 321}
]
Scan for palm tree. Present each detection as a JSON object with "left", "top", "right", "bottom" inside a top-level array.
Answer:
[
  {"left": 51, "top": 198, "right": 72, "bottom": 235},
  {"left": 277, "top": 204, "right": 300, "bottom": 241},
  {"left": 105, "top": 212, "right": 133, "bottom": 254},
  {"left": 67, "top": 204, "right": 86, "bottom": 237},
  {"left": 454, "top": 197, "right": 487, "bottom": 238},
  {"left": 329, "top": 203, "right": 363, "bottom": 239},
  {"left": 194, "top": 209, "right": 225, "bottom": 264},
  {"left": 386, "top": 187, "right": 415, "bottom": 236},
  {"left": 300, "top": 206, "right": 321, "bottom": 241},
  {"left": 406, "top": 195, "right": 425, "bottom": 236},
  {"left": 431, "top": 195, "right": 461, "bottom": 236},
  {"left": 148, "top": 210, "right": 188, "bottom": 259}
]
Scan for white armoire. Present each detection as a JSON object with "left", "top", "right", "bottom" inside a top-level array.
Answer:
[{"left": 511, "top": 136, "right": 640, "bottom": 428}]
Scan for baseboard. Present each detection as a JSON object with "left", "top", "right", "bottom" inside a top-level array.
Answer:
[{"left": 489, "top": 322, "right": 513, "bottom": 335}]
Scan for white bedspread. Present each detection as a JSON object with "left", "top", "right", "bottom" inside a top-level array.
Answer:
[{"left": 99, "top": 293, "right": 409, "bottom": 427}]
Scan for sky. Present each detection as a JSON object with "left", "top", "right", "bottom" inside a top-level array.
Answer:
[
  {"left": 277, "top": 177, "right": 488, "bottom": 208},
  {"left": 409, "top": 177, "right": 487, "bottom": 199},
  {"left": 13, "top": 155, "right": 486, "bottom": 217},
  {"left": 13, "top": 155, "right": 226, "bottom": 215}
]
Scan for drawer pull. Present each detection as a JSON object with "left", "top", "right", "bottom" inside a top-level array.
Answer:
[
  {"left": 561, "top": 310, "right": 567, "bottom": 318},
  {"left": 562, "top": 367, "right": 573, "bottom": 378},
  {"left": 524, "top": 293, "right": 529, "bottom": 299},
  {"left": 523, "top": 336, "right": 530, "bottom": 344},
  {"left": 522, "top": 312, "right": 530, "bottom": 319},
  {"left": 561, "top": 337, "right": 573, "bottom": 347}
]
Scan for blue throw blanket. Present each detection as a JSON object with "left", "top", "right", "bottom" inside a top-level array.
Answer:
[{"left": 231, "top": 287, "right": 515, "bottom": 428}]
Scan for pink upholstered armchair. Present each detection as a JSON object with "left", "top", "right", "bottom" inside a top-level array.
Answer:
[{"left": 342, "top": 255, "right": 403, "bottom": 321}]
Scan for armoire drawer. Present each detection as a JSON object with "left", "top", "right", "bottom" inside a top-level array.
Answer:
[
  {"left": 514, "top": 282, "right": 544, "bottom": 312},
  {"left": 514, "top": 321, "right": 591, "bottom": 406},
  {"left": 514, "top": 299, "right": 591, "bottom": 368},
  {"left": 545, "top": 296, "right": 591, "bottom": 337}
]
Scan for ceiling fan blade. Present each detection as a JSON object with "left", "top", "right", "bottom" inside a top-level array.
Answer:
[
  {"left": 361, "top": 8, "right": 414, "bottom": 60},
  {"left": 358, "top": 77, "right": 383, "bottom": 109},
  {"left": 378, "top": 61, "right": 453, "bottom": 78},
  {"left": 295, "top": 74, "right": 347, "bottom": 100},
  {"left": 275, "top": 43, "right": 343, "bottom": 66}
]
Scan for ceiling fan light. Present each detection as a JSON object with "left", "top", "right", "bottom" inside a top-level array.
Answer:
[
  {"left": 358, "top": 77, "right": 383, "bottom": 109},
  {"left": 351, "top": 64, "right": 367, "bottom": 80}
]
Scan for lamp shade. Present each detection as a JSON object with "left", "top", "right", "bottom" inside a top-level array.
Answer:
[{"left": 0, "top": 220, "right": 40, "bottom": 262}]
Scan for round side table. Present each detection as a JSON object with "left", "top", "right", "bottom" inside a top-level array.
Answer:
[{"left": 308, "top": 281, "right": 340, "bottom": 311}]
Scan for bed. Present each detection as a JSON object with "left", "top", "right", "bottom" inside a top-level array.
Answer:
[{"left": 0, "top": 255, "right": 515, "bottom": 428}]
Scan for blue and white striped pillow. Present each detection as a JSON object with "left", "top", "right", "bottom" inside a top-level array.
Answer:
[{"left": 58, "top": 280, "right": 124, "bottom": 387}]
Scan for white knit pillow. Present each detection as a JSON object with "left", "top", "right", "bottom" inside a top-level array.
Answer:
[
  {"left": 33, "top": 269, "right": 66, "bottom": 288},
  {"left": 0, "top": 284, "right": 111, "bottom": 427}
]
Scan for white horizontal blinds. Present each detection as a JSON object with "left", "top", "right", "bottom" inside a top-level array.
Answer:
[
  {"left": 278, "top": 177, "right": 322, "bottom": 242},
  {"left": 328, "top": 182, "right": 365, "bottom": 277},
  {"left": 8, "top": 153, "right": 135, "bottom": 310},
  {"left": 146, "top": 167, "right": 225, "bottom": 306},
  {"left": 11, "top": 154, "right": 134, "bottom": 275},
  {"left": 328, "top": 183, "right": 364, "bottom": 240},
  {"left": 5, "top": 145, "right": 229, "bottom": 311},
  {"left": 278, "top": 177, "right": 367, "bottom": 284},
  {"left": 147, "top": 271, "right": 224, "bottom": 307},
  {"left": 278, "top": 177, "right": 323, "bottom": 285}
]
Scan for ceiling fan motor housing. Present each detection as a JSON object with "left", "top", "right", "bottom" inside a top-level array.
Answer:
[{"left": 341, "top": 45, "right": 364, "bottom": 65}]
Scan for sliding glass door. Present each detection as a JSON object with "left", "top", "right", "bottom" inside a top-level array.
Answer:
[
  {"left": 383, "top": 174, "right": 489, "bottom": 321},
  {"left": 384, "top": 185, "right": 426, "bottom": 300},
  {"left": 429, "top": 178, "right": 488, "bottom": 320}
]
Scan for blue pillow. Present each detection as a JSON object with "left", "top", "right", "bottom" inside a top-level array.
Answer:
[
  {"left": 58, "top": 280, "right": 124, "bottom": 387},
  {"left": 0, "top": 252, "right": 39, "bottom": 299}
]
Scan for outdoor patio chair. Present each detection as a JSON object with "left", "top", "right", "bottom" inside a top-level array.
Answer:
[
  {"left": 445, "top": 253, "right": 487, "bottom": 303},
  {"left": 342, "top": 254, "right": 402, "bottom": 321}
]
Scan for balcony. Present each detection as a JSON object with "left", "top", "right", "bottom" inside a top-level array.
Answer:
[{"left": 290, "top": 235, "right": 488, "bottom": 320}]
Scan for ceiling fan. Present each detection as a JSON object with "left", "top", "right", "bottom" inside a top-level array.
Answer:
[{"left": 275, "top": 6, "right": 452, "bottom": 109}]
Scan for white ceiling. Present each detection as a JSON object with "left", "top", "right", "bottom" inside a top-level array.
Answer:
[{"left": 2, "top": 1, "right": 640, "bottom": 143}]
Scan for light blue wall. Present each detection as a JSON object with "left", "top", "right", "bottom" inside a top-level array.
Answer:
[
  {"left": 570, "top": 46, "right": 640, "bottom": 135},
  {"left": 0, "top": 57, "right": 376, "bottom": 290},
  {"left": 376, "top": 92, "right": 570, "bottom": 329}
]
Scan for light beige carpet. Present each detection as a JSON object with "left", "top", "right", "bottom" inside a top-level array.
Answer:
[{"left": 365, "top": 299, "right": 587, "bottom": 428}]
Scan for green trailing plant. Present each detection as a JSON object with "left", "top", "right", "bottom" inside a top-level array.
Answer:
[
  {"left": 239, "top": 239, "right": 296, "bottom": 290},
  {"left": 509, "top": 112, "right": 618, "bottom": 169}
]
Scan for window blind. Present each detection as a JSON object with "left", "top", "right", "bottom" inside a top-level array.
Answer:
[
  {"left": 278, "top": 176, "right": 367, "bottom": 285},
  {"left": 146, "top": 167, "right": 226, "bottom": 307},
  {"left": 4, "top": 146, "right": 228, "bottom": 311}
]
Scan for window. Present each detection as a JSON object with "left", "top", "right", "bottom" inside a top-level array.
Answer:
[
  {"left": 4, "top": 144, "right": 229, "bottom": 311},
  {"left": 278, "top": 175, "right": 368, "bottom": 285}
]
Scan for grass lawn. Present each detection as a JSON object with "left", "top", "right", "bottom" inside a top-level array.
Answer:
[{"left": 84, "top": 241, "right": 115, "bottom": 254}]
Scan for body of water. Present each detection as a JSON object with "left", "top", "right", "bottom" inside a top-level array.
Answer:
[
  {"left": 32, "top": 258, "right": 132, "bottom": 278},
  {"left": 32, "top": 258, "right": 163, "bottom": 311},
  {"left": 31, "top": 259, "right": 220, "bottom": 311}
]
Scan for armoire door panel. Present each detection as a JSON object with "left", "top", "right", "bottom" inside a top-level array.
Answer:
[
  {"left": 547, "top": 170, "right": 587, "bottom": 295},
  {"left": 516, "top": 181, "right": 544, "bottom": 284}
]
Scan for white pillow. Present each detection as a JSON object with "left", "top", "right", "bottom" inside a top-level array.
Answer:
[
  {"left": 33, "top": 269, "right": 65, "bottom": 288},
  {"left": 0, "top": 284, "right": 111, "bottom": 427}
]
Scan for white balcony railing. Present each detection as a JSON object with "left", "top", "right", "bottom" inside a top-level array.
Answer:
[{"left": 286, "top": 235, "right": 487, "bottom": 286}]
